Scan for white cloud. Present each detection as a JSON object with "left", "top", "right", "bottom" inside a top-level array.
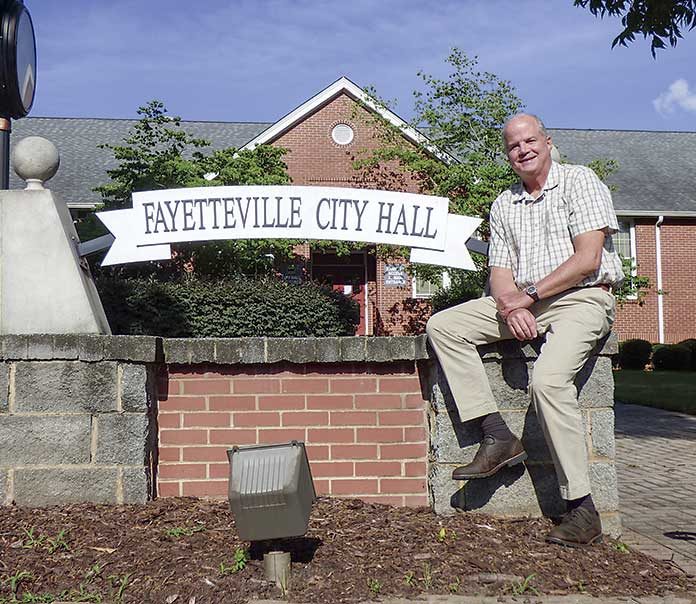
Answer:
[{"left": 653, "top": 79, "right": 696, "bottom": 115}]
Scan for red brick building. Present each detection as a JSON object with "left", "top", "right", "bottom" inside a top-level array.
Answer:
[{"left": 12, "top": 78, "right": 696, "bottom": 343}]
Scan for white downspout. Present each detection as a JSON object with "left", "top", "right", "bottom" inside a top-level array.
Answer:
[
  {"left": 363, "top": 251, "right": 370, "bottom": 336},
  {"left": 655, "top": 216, "right": 665, "bottom": 344}
]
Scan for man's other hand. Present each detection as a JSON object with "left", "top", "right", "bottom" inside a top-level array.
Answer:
[
  {"left": 505, "top": 308, "right": 538, "bottom": 341},
  {"left": 496, "top": 290, "right": 533, "bottom": 321}
]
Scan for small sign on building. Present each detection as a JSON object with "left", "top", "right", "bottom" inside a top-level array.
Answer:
[{"left": 384, "top": 263, "right": 408, "bottom": 287}]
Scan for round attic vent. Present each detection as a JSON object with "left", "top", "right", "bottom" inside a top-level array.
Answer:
[{"left": 331, "top": 123, "right": 354, "bottom": 145}]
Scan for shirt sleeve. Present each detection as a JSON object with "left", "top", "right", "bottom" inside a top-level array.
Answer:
[
  {"left": 567, "top": 166, "right": 620, "bottom": 238},
  {"left": 488, "top": 197, "right": 512, "bottom": 269}
]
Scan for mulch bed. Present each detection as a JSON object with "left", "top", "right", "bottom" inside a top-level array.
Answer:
[{"left": 0, "top": 497, "right": 692, "bottom": 603}]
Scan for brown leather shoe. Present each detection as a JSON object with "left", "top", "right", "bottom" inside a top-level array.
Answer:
[
  {"left": 451, "top": 435, "right": 527, "bottom": 480},
  {"left": 546, "top": 507, "right": 603, "bottom": 547}
]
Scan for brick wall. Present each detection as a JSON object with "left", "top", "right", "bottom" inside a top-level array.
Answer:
[
  {"left": 612, "top": 219, "right": 659, "bottom": 342},
  {"left": 157, "top": 361, "right": 429, "bottom": 505},
  {"left": 0, "top": 334, "right": 620, "bottom": 528},
  {"left": 612, "top": 218, "right": 696, "bottom": 344},
  {"left": 271, "top": 92, "right": 428, "bottom": 335},
  {"left": 660, "top": 219, "right": 696, "bottom": 343}
]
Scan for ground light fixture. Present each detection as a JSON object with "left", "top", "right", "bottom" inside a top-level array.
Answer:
[{"left": 227, "top": 441, "right": 316, "bottom": 588}]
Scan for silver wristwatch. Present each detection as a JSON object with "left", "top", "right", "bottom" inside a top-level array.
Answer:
[{"left": 524, "top": 284, "right": 539, "bottom": 302}]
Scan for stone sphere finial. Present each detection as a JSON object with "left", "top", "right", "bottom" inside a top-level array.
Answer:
[{"left": 12, "top": 136, "right": 60, "bottom": 190}]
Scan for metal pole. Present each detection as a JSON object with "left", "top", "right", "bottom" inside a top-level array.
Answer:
[{"left": 0, "top": 117, "right": 10, "bottom": 189}]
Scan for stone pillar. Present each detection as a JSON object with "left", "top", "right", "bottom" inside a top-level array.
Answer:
[
  {"left": 0, "top": 137, "right": 110, "bottom": 334},
  {"left": 427, "top": 334, "right": 620, "bottom": 536},
  {"left": 0, "top": 335, "right": 158, "bottom": 506}
]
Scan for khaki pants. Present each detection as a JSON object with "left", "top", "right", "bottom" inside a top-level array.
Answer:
[{"left": 425, "top": 287, "right": 615, "bottom": 500}]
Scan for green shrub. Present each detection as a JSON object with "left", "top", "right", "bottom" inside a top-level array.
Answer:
[
  {"left": 430, "top": 271, "right": 487, "bottom": 313},
  {"left": 96, "top": 277, "right": 360, "bottom": 337},
  {"left": 618, "top": 339, "right": 652, "bottom": 370},
  {"left": 677, "top": 339, "right": 696, "bottom": 370},
  {"left": 652, "top": 344, "right": 692, "bottom": 371}
]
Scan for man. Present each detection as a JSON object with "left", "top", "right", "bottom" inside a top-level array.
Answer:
[{"left": 426, "top": 113, "right": 623, "bottom": 547}]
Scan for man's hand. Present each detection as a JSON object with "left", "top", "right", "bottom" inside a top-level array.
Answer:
[
  {"left": 496, "top": 290, "right": 533, "bottom": 321},
  {"left": 505, "top": 308, "right": 538, "bottom": 341}
]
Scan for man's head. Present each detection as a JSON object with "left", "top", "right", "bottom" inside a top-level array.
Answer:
[{"left": 502, "top": 113, "right": 553, "bottom": 183}]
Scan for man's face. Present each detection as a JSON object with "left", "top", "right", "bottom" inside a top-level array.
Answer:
[{"left": 503, "top": 116, "right": 553, "bottom": 181}]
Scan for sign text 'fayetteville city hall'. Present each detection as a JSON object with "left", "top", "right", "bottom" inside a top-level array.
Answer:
[{"left": 97, "top": 186, "right": 482, "bottom": 270}]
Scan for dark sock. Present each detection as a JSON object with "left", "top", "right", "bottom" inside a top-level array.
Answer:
[
  {"left": 480, "top": 412, "right": 514, "bottom": 441},
  {"left": 567, "top": 493, "right": 596, "bottom": 513}
]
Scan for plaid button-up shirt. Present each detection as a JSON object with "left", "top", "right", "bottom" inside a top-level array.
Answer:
[{"left": 488, "top": 162, "right": 625, "bottom": 289}]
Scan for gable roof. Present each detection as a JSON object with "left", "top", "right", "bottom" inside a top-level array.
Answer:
[
  {"left": 549, "top": 128, "right": 696, "bottom": 217},
  {"left": 241, "top": 76, "right": 457, "bottom": 164},
  {"left": 7, "top": 84, "right": 696, "bottom": 218}
]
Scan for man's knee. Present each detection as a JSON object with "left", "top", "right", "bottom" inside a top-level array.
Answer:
[
  {"left": 529, "top": 367, "right": 573, "bottom": 403},
  {"left": 426, "top": 304, "right": 469, "bottom": 342},
  {"left": 425, "top": 311, "right": 448, "bottom": 341}
]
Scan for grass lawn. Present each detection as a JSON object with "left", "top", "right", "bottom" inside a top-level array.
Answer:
[{"left": 614, "top": 369, "right": 696, "bottom": 415}]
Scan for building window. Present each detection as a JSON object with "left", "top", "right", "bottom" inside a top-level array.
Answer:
[
  {"left": 412, "top": 272, "right": 449, "bottom": 298},
  {"left": 613, "top": 219, "right": 635, "bottom": 261},
  {"left": 613, "top": 218, "right": 637, "bottom": 298},
  {"left": 331, "top": 123, "right": 354, "bottom": 146}
]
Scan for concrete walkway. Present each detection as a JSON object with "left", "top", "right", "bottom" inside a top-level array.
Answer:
[{"left": 615, "top": 402, "right": 696, "bottom": 578}]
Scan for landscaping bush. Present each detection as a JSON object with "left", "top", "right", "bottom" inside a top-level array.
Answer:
[
  {"left": 96, "top": 276, "right": 360, "bottom": 337},
  {"left": 652, "top": 344, "right": 692, "bottom": 371},
  {"left": 430, "top": 271, "right": 487, "bottom": 313},
  {"left": 677, "top": 338, "right": 696, "bottom": 370},
  {"left": 617, "top": 338, "right": 652, "bottom": 370}
]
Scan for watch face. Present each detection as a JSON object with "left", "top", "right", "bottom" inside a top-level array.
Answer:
[{"left": 15, "top": 7, "right": 36, "bottom": 114}]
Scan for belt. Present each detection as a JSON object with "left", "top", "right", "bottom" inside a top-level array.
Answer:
[
  {"left": 576, "top": 284, "right": 611, "bottom": 293},
  {"left": 567, "top": 284, "right": 612, "bottom": 294}
]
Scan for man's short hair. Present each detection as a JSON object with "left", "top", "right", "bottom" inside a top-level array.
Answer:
[{"left": 502, "top": 113, "right": 548, "bottom": 148}]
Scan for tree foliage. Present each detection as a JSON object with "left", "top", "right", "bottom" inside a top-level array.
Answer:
[
  {"left": 574, "top": 0, "right": 696, "bottom": 56},
  {"left": 354, "top": 49, "right": 523, "bottom": 295},
  {"left": 90, "top": 100, "right": 299, "bottom": 280}
]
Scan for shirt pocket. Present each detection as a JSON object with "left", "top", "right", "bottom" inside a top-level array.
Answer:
[{"left": 545, "top": 196, "right": 571, "bottom": 238}]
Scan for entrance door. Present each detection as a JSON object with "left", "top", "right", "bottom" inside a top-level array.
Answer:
[{"left": 312, "top": 252, "right": 367, "bottom": 335}]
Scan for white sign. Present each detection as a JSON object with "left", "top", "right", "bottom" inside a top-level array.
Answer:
[{"left": 96, "top": 186, "right": 482, "bottom": 270}]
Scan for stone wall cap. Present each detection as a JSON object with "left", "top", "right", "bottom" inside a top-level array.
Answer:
[
  {"left": 0, "top": 331, "right": 617, "bottom": 364},
  {"left": 0, "top": 334, "right": 159, "bottom": 362}
]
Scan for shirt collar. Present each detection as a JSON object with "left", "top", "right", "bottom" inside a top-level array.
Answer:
[{"left": 511, "top": 161, "right": 561, "bottom": 203}]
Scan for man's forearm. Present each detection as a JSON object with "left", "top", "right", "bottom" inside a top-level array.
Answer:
[
  {"left": 535, "top": 255, "right": 597, "bottom": 299},
  {"left": 489, "top": 267, "right": 520, "bottom": 302},
  {"left": 493, "top": 230, "right": 605, "bottom": 319},
  {"left": 534, "top": 230, "right": 605, "bottom": 300}
]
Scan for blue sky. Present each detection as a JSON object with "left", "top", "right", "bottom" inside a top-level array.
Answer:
[{"left": 27, "top": 0, "right": 696, "bottom": 131}]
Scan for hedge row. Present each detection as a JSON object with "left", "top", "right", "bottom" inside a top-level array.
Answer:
[
  {"left": 96, "top": 277, "right": 360, "bottom": 338},
  {"left": 617, "top": 338, "right": 696, "bottom": 371}
]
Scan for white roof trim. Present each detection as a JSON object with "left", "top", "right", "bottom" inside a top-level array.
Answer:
[
  {"left": 241, "top": 76, "right": 457, "bottom": 164},
  {"left": 615, "top": 209, "right": 696, "bottom": 218}
]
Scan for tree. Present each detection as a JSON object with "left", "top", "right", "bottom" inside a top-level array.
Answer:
[
  {"left": 354, "top": 49, "right": 523, "bottom": 297},
  {"left": 357, "top": 49, "right": 649, "bottom": 306},
  {"left": 574, "top": 0, "right": 696, "bottom": 56},
  {"left": 90, "top": 100, "right": 300, "bottom": 280}
]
